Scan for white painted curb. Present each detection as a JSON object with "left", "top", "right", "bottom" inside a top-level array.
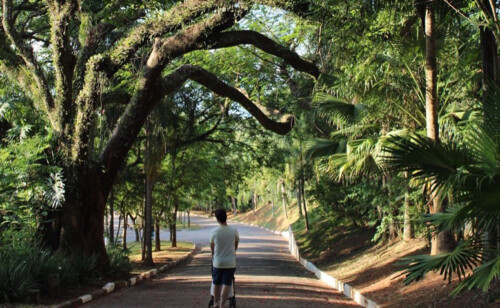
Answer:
[
  {"left": 102, "top": 282, "right": 115, "bottom": 294},
  {"left": 79, "top": 295, "right": 92, "bottom": 304}
]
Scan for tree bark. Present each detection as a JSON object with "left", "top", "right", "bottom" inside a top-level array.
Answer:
[
  {"left": 271, "top": 194, "right": 275, "bottom": 216},
  {"left": 144, "top": 173, "right": 154, "bottom": 264},
  {"left": 423, "top": 4, "right": 455, "bottom": 255},
  {"left": 301, "top": 177, "right": 310, "bottom": 231},
  {"left": 252, "top": 192, "right": 257, "bottom": 213},
  {"left": 122, "top": 212, "right": 128, "bottom": 250},
  {"left": 296, "top": 185, "right": 303, "bottom": 218},
  {"left": 155, "top": 219, "right": 161, "bottom": 252},
  {"left": 143, "top": 117, "right": 154, "bottom": 265},
  {"left": 172, "top": 195, "right": 179, "bottom": 248},
  {"left": 59, "top": 167, "right": 109, "bottom": 269},
  {"left": 230, "top": 195, "right": 237, "bottom": 216},
  {"left": 279, "top": 179, "right": 288, "bottom": 219},
  {"left": 129, "top": 214, "right": 140, "bottom": 242},
  {"left": 480, "top": 22, "right": 499, "bottom": 129},
  {"left": 403, "top": 191, "right": 413, "bottom": 241},
  {"left": 115, "top": 214, "right": 122, "bottom": 242},
  {"left": 109, "top": 189, "right": 114, "bottom": 244}
]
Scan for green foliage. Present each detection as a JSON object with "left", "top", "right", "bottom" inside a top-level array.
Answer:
[
  {"left": 398, "top": 239, "right": 482, "bottom": 284},
  {"left": 106, "top": 244, "right": 132, "bottom": 279},
  {"left": 383, "top": 109, "right": 500, "bottom": 293},
  {"left": 0, "top": 230, "right": 99, "bottom": 301}
]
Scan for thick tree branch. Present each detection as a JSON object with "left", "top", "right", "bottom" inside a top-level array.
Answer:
[
  {"left": 206, "top": 30, "right": 320, "bottom": 79},
  {"left": 1, "top": 0, "right": 54, "bottom": 113},
  {"left": 160, "top": 65, "right": 295, "bottom": 135},
  {"left": 0, "top": 27, "right": 23, "bottom": 66},
  {"left": 103, "top": 0, "right": 222, "bottom": 76},
  {"left": 73, "top": 22, "right": 115, "bottom": 98},
  {"left": 46, "top": 0, "right": 78, "bottom": 132},
  {"left": 98, "top": 10, "right": 240, "bottom": 189}
]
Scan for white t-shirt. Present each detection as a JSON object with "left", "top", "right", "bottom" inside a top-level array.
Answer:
[{"left": 210, "top": 225, "right": 239, "bottom": 268}]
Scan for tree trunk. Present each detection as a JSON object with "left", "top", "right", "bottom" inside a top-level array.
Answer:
[
  {"left": 187, "top": 208, "right": 191, "bottom": 228},
  {"left": 403, "top": 191, "right": 412, "bottom": 241},
  {"left": 296, "top": 185, "right": 303, "bottom": 218},
  {"left": 480, "top": 18, "right": 499, "bottom": 129},
  {"left": 59, "top": 167, "right": 109, "bottom": 269},
  {"left": 230, "top": 196, "right": 237, "bottom": 216},
  {"left": 122, "top": 212, "right": 128, "bottom": 250},
  {"left": 155, "top": 219, "right": 161, "bottom": 252},
  {"left": 271, "top": 193, "right": 275, "bottom": 216},
  {"left": 252, "top": 192, "right": 257, "bottom": 213},
  {"left": 144, "top": 174, "right": 154, "bottom": 264},
  {"left": 301, "top": 177, "right": 310, "bottom": 231},
  {"left": 38, "top": 209, "right": 61, "bottom": 251},
  {"left": 279, "top": 180, "right": 288, "bottom": 218},
  {"left": 403, "top": 191, "right": 413, "bottom": 241},
  {"left": 423, "top": 3, "right": 455, "bottom": 255},
  {"left": 115, "top": 213, "right": 122, "bottom": 241},
  {"left": 109, "top": 189, "right": 114, "bottom": 244},
  {"left": 129, "top": 214, "right": 140, "bottom": 242},
  {"left": 172, "top": 195, "right": 179, "bottom": 248},
  {"left": 479, "top": 24, "right": 500, "bottom": 258}
]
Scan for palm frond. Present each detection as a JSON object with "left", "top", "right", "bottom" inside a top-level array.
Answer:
[
  {"left": 304, "top": 138, "right": 346, "bottom": 159},
  {"left": 312, "top": 93, "right": 368, "bottom": 128},
  {"left": 382, "top": 134, "right": 473, "bottom": 196},
  {"left": 398, "top": 240, "right": 482, "bottom": 285},
  {"left": 452, "top": 256, "right": 500, "bottom": 296}
]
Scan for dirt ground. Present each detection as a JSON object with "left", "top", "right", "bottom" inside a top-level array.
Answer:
[{"left": 319, "top": 237, "right": 500, "bottom": 308}]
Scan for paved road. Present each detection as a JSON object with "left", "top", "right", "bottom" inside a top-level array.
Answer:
[{"left": 89, "top": 216, "right": 360, "bottom": 307}]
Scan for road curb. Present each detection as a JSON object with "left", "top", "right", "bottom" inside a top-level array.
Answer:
[
  {"left": 231, "top": 219, "right": 380, "bottom": 308},
  {"left": 49, "top": 245, "right": 197, "bottom": 308}
]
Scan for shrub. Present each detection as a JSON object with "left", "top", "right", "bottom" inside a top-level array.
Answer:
[
  {"left": 0, "top": 230, "right": 98, "bottom": 302},
  {"left": 70, "top": 253, "right": 99, "bottom": 283},
  {"left": 106, "top": 244, "right": 132, "bottom": 280},
  {"left": 0, "top": 252, "right": 37, "bottom": 301}
]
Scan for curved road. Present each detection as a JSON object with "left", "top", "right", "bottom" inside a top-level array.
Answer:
[{"left": 88, "top": 216, "right": 360, "bottom": 307}]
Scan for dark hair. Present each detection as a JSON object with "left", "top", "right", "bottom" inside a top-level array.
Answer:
[{"left": 214, "top": 209, "right": 227, "bottom": 223}]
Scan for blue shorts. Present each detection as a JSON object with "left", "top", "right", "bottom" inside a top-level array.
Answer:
[{"left": 212, "top": 268, "right": 235, "bottom": 286}]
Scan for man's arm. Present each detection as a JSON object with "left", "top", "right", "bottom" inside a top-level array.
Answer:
[
  {"left": 211, "top": 242, "right": 215, "bottom": 256},
  {"left": 235, "top": 230, "right": 239, "bottom": 251}
]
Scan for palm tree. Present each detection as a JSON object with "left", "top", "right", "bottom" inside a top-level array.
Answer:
[
  {"left": 383, "top": 97, "right": 500, "bottom": 293},
  {"left": 306, "top": 93, "right": 415, "bottom": 240}
]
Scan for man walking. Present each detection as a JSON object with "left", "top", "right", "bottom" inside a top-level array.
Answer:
[{"left": 210, "top": 209, "right": 239, "bottom": 308}]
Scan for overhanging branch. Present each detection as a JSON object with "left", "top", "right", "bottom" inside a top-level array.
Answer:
[
  {"left": 205, "top": 30, "right": 320, "bottom": 79},
  {"left": 159, "top": 65, "right": 295, "bottom": 135}
]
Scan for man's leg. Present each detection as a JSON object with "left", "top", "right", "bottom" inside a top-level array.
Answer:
[
  {"left": 219, "top": 269, "right": 235, "bottom": 307},
  {"left": 214, "top": 285, "right": 222, "bottom": 307},
  {"left": 220, "top": 284, "right": 231, "bottom": 307},
  {"left": 212, "top": 268, "right": 222, "bottom": 307}
]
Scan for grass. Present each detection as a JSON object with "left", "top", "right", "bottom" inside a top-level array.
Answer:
[
  {"left": 291, "top": 213, "right": 375, "bottom": 264},
  {"left": 230, "top": 200, "right": 301, "bottom": 231},
  {"left": 127, "top": 241, "right": 195, "bottom": 274},
  {"left": 159, "top": 222, "right": 202, "bottom": 231}
]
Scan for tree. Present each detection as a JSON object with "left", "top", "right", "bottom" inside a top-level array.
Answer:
[{"left": 0, "top": 0, "right": 319, "bottom": 267}]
